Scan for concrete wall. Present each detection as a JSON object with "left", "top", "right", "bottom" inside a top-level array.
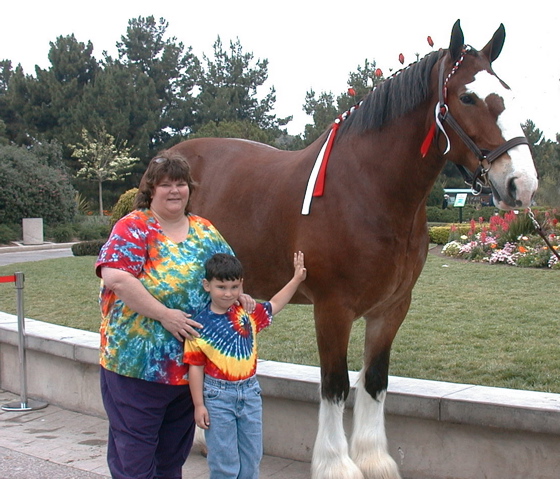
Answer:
[{"left": 1, "top": 311, "right": 559, "bottom": 479}]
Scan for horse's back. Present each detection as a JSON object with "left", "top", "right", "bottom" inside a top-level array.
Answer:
[{"left": 170, "top": 137, "right": 313, "bottom": 300}]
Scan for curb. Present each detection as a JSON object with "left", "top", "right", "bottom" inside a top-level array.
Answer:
[{"left": 0, "top": 242, "right": 77, "bottom": 254}]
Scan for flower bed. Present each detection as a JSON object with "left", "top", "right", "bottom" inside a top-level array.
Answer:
[{"left": 441, "top": 210, "right": 560, "bottom": 269}]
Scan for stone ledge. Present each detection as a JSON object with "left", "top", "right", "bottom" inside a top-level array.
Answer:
[{"left": 2, "top": 312, "right": 560, "bottom": 437}]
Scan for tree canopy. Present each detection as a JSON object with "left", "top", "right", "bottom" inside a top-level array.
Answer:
[{"left": 0, "top": 15, "right": 557, "bottom": 218}]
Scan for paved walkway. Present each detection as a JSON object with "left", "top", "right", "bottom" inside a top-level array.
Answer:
[
  {"left": 0, "top": 242, "right": 75, "bottom": 266},
  {"left": 0, "top": 390, "right": 311, "bottom": 478}
]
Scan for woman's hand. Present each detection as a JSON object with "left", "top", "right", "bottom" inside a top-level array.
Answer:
[
  {"left": 238, "top": 293, "right": 256, "bottom": 313},
  {"left": 160, "top": 309, "right": 202, "bottom": 342},
  {"left": 101, "top": 267, "right": 202, "bottom": 342}
]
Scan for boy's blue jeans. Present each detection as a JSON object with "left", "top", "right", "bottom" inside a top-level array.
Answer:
[{"left": 203, "top": 375, "right": 263, "bottom": 479}]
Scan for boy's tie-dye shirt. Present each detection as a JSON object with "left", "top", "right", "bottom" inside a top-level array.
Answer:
[
  {"left": 183, "top": 302, "right": 273, "bottom": 381},
  {"left": 95, "top": 209, "right": 233, "bottom": 385}
]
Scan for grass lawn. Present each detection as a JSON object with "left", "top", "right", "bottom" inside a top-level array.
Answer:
[{"left": 0, "top": 252, "right": 559, "bottom": 393}]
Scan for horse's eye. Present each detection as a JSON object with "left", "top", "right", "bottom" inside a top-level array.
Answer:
[{"left": 460, "top": 94, "right": 476, "bottom": 105}]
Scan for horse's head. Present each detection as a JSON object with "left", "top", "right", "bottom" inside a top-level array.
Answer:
[{"left": 434, "top": 20, "right": 538, "bottom": 209}]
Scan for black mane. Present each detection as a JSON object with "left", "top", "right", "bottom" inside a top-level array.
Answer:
[{"left": 338, "top": 50, "right": 443, "bottom": 136}]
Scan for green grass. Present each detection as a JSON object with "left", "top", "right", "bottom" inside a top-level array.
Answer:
[{"left": 1, "top": 253, "right": 559, "bottom": 393}]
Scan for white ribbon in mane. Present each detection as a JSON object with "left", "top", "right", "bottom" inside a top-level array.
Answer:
[{"left": 301, "top": 128, "right": 334, "bottom": 215}]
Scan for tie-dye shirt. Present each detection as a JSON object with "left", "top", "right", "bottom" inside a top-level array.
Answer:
[
  {"left": 95, "top": 210, "right": 233, "bottom": 385},
  {"left": 183, "top": 302, "right": 273, "bottom": 381}
]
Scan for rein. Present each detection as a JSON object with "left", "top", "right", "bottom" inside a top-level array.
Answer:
[
  {"left": 426, "top": 46, "right": 530, "bottom": 194},
  {"left": 528, "top": 208, "right": 560, "bottom": 262}
]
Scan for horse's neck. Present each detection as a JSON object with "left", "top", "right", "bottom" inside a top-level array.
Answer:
[{"left": 334, "top": 122, "right": 443, "bottom": 212}]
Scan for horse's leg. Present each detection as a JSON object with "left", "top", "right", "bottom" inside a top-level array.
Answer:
[
  {"left": 349, "top": 306, "right": 408, "bottom": 479},
  {"left": 312, "top": 303, "right": 364, "bottom": 479}
]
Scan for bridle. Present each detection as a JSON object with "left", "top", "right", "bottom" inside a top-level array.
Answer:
[{"left": 433, "top": 45, "right": 530, "bottom": 194}]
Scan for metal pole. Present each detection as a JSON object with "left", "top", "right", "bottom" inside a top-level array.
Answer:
[{"left": 2, "top": 272, "right": 48, "bottom": 412}]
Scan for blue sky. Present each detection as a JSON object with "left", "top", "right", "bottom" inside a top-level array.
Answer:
[{"left": 2, "top": 0, "right": 558, "bottom": 139}]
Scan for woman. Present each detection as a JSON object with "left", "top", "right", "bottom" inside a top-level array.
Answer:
[{"left": 95, "top": 151, "right": 252, "bottom": 479}]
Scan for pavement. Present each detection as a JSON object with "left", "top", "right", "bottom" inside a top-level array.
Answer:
[
  {"left": 0, "top": 242, "right": 76, "bottom": 267},
  {"left": 0, "top": 390, "right": 311, "bottom": 479},
  {"left": 0, "top": 243, "right": 312, "bottom": 478}
]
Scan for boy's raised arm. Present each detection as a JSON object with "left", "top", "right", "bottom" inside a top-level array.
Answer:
[{"left": 269, "top": 252, "right": 307, "bottom": 315}]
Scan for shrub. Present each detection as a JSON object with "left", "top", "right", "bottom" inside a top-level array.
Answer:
[
  {"left": 0, "top": 143, "right": 77, "bottom": 225},
  {"left": 76, "top": 223, "right": 110, "bottom": 241},
  {"left": 51, "top": 224, "right": 75, "bottom": 243},
  {"left": 111, "top": 188, "right": 138, "bottom": 226},
  {"left": 72, "top": 240, "right": 106, "bottom": 256},
  {"left": 429, "top": 226, "right": 451, "bottom": 244},
  {"left": 429, "top": 224, "right": 473, "bottom": 244},
  {"left": 0, "top": 224, "right": 19, "bottom": 244},
  {"left": 426, "top": 205, "right": 497, "bottom": 223}
]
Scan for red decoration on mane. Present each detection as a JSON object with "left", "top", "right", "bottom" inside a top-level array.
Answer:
[
  {"left": 421, "top": 123, "right": 436, "bottom": 157},
  {"left": 313, "top": 122, "right": 340, "bottom": 196}
]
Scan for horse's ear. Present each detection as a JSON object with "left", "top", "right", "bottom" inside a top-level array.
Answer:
[
  {"left": 449, "top": 19, "right": 464, "bottom": 61},
  {"left": 481, "top": 23, "right": 506, "bottom": 63}
]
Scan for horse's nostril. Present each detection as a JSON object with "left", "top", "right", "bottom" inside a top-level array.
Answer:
[{"left": 507, "top": 177, "right": 518, "bottom": 200}]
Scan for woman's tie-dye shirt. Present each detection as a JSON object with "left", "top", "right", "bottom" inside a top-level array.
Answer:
[
  {"left": 183, "top": 302, "right": 273, "bottom": 381},
  {"left": 95, "top": 210, "right": 233, "bottom": 385}
]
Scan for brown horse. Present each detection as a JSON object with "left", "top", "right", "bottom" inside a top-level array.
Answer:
[{"left": 172, "top": 20, "right": 538, "bottom": 479}]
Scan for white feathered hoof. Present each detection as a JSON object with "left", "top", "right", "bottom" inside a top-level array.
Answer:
[
  {"left": 311, "top": 455, "right": 365, "bottom": 479},
  {"left": 352, "top": 452, "right": 401, "bottom": 479}
]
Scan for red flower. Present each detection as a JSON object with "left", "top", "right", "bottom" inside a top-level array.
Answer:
[
  {"left": 398, "top": 53, "right": 404, "bottom": 64},
  {"left": 375, "top": 68, "right": 383, "bottom": 78},
  {"left": 348, "top": 88, "right": 356, "bottom": 96},
  {"left": 427, "top": 36, "right": 434, "bottom": 47}
]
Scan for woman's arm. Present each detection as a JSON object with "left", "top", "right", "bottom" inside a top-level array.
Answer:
[
  {"left": 101, "top": 267, "right": 202, "bottom": 342},
  {"left": 188, "top": 365, "right": 210, "bottom": 429}
]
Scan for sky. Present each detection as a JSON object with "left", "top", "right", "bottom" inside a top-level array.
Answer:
[{"left": 2, "top": 0, "right": 558, "bottom": 139}]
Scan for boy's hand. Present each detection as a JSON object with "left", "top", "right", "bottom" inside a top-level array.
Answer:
[
  {"left": 293, "top": 251, "right": 307, "bottom": 282},
  {"left": 194, "top": 405, "right": 210, "bottom": 429}
]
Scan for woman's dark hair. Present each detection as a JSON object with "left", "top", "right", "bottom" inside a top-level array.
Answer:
[
  {"left": 134, "top": 150, "right": 197, "bottom": 214},
  {"left": 204, "top": 253, "right": 244, "bottom": 282}
]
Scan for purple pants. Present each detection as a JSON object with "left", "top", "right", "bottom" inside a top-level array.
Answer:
[{"left": 100, "top": 367, "right": 195, "bottom": 479}]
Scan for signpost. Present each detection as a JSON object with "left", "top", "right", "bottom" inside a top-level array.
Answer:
[{"left": 454, "top": 193, "right": 468, "bottom": 223}]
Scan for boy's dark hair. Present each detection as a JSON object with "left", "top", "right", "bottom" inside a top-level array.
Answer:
[{"left": 204, "top": 253, "right": 244, "bottom": 281}]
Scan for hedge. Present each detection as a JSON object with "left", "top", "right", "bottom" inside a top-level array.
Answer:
[{"left": 71, "top": 240, "right": 106, "bottom": 256}]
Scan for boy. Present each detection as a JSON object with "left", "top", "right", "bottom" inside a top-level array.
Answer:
[{"left": 184, "top": 251, "right": 306, "bottom": 479}]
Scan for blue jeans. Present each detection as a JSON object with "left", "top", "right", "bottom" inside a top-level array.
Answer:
[{"left": 203, "top": 375, "right": 263, "bottom": 479}]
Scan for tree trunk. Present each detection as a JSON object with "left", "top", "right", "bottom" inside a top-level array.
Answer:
[{"left": 98, "top": 180, "right": 104, "bottom": 216}]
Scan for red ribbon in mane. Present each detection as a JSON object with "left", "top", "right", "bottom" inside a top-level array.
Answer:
[{"left": 313, "top": 122, "right": 340, "bottom": 197}]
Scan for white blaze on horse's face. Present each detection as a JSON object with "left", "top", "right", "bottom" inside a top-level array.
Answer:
[{"left": 466, "top": 70, "right": 538, "bottom": 209}]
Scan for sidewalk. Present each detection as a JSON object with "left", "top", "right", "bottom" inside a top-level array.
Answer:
[
  {"left": 0, "top": 390, "right": 311, "bottom": 478},
  {"left": 0, "top": 242, "right": 76, "bottom": 267}
]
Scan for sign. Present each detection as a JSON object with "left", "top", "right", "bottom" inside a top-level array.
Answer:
[{"left": 454, "top": 193, "right": 467, "bottom": 208}]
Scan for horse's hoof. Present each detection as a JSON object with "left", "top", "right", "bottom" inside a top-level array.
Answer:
[
  {"left": 311, "top": 458, "right": 365, "bottom": 479},
  {"left": 353, "top": 453, "right": 401, "bottom": 479}
]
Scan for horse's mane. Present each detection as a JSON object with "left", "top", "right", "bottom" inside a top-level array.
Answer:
[{"left": 338, "top": 50, "right": 443, "bottom": 136}]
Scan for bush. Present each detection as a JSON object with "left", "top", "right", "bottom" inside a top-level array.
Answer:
[
  {"left": 0, "top": 143, "right": 77, "bottom": 225},
  {"left": 429, "top": 226, "right": 451, "bottom": 245},
  {"left": 429, "top": 224, "right": 473, "bottom": 244},
  {"left": 111, "top": 188, "right": 138, "bottom": 226},
  {"left": 51, "top": 224, "right": 76, "bottom": 243},
  {"left": 72, "top": 240, "right": 106, "bottom": 256},
  {"left": 426, "top": 205, "right": 497, "bottom": 223},
  {"left": 0, "top": 224, "right": 20, "bottom": 244},
  {"left": 76, "top": 223, "right": 111, "bottom": 241}
]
